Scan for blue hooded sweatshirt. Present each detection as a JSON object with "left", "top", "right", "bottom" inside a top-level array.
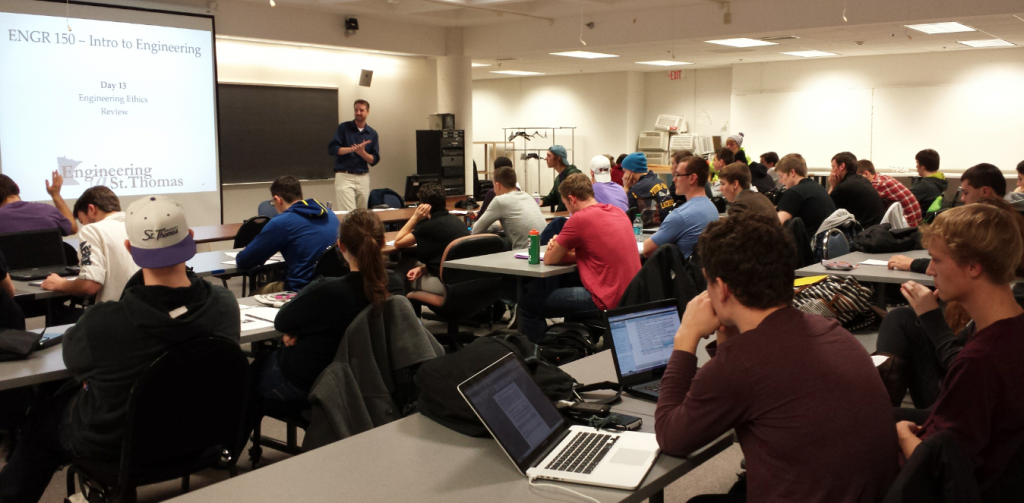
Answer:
[{"left": 236, "top": 199, "right": 339, "bottom": 291}]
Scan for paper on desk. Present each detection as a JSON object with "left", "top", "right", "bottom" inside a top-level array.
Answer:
[
  {"left": 514, "top": 251, "right": 545, "bottom": 260},
  {"left": 222, "top": 259, "right": 280, "bottom": 266},
  {"left": 450, "top": 210, "right": 468, "bottom": 215},
  {"left": 871, "top": 355, "right": 889, "bottom": 367},
  {"left": 860, "top": 260, "right": 889, "bottom": 267},
  {"left": 637, "top": 242, "right": 644, "bottom": 253},
  {"left": 386, "top": 241, "right": 395, "bottom": 246},
  {"left": 225, "top": 251, "right": 239, "bottom": 258},
  {"left": 237, "top": 303, "right": 254, "bottom": 311},
  {"left": 240, "top": 313, "right": 274, "bottom": 331}
]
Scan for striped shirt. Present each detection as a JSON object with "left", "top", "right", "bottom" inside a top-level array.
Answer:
[{"left": 871, "top": 174, "right": 922, "bottom": 227}]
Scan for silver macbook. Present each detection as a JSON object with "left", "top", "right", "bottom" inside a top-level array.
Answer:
[
  {"left": 605, "top": 300, "right": 681, "bottom": 402},
  {"left": 458, "top": 353, "right": 660, "bottom": 490}
]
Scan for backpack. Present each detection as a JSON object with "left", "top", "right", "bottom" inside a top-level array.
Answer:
[
  {"left": 536, "top": 323, "right": 596, "bottom": 366},
  {"left": 763, "top": 186, "right": 786, "bottom": 206},
  {"left": 793, "top": 275, "right": 877, "bottom": 331},
  {"left": 414, "top": 333, "right": 576, "bottom": 437}
]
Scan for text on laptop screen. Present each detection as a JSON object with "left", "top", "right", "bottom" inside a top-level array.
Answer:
[
  {"left": 609, "top": 306, "right": 680, "bottom": 377},
  {"left": 463, "top": 358, "right": 565, "bottom": 464}
]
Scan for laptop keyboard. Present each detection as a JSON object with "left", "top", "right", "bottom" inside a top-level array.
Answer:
[
  {"left": 11, "top": 266, "right": 74, "bottom": 281},
  {"left": 638, "top": 382, "right": 661, "bottom": 393},
  {"left": 544, "top": 431, "right": 619, "bottom": 474}
]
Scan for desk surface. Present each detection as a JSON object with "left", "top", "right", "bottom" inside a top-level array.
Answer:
[
  {"left": 193, "top": 223, "right": 243, "bottom": 244},
  {"left": 444, "top": 249, "right": 578, "bottom": 279},
  {"left": 0, "top": 297, "right": 280, "bottom": 391},
  {"left": 795, "top": 250, "right": 933, "bottom": 286},
  {"left": 168, "top": 350, "right": 733, "bottom": 503}
]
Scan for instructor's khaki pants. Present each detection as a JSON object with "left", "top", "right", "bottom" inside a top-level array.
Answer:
[{"left": 335, "top": 171, "right": 369, "bottom": 211}]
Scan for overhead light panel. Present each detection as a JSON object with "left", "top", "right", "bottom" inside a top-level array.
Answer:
[
  {"left": 491, "top": 70, "right": 545, "bottom": 76},
  {"left": 904, "top": 22, "right": 975, "bottom": 34},
  {"left": 471, "top": 63, "right": 491, "bottom": 67},
  {"left": 781, "top": 50, "right": 838, "bottom": 58},
  {"left": 636, "top": 60, "right": 694, "bottom": 66},
  {"left": 958, "top": 39, "right": 1015, "bottom": 48},
  {"left": 550, "top": 51, "right": 619, "bottom": 59},
  {"left": 705, "top": 38, "right": 777, "bottom": 48}
]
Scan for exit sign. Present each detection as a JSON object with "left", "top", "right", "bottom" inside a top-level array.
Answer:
[{"left": 668, "top": 70, "right": 682, "bottom": 80}]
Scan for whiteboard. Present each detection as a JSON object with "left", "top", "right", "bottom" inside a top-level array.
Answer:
[
  {"left": 731, "top": 89, "right": 873, "bottom": 174},
  {"left": 871, "top": 84, "right": 1024, "bottom": 175}
]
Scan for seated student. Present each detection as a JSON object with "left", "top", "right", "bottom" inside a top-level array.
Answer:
[
  {"left": 747, "top": 151, "right": 778, "bottom": 194},
  {"left": 655, "top": 214, "right": 899, "bottom": 503},
  {"left": 622, "top": 152, "right": 673, "bottom": 224},
  {"left": 644, "top": 154, "right": 718, "bottom": 259},
  {"left": 0, "top": 196, "right": 239, "bottom": 503},
  {"left": 889, "top": 163, "right": 1011, "bottom": 273},
  {"left": 40, "top": 186, "right": 139, "bottom": 303},
  {"left": 237, "top": 176, "right": 339, "bottom": 293},
  {"left": 895, "top": 204, "right": 1024, "bottom": 493},
  {"left": 538, "top": 145, "right": 581, "bottom": 212},
  {"left": 1010, "top": 160, "right": 1024, "bottom": 213},
  {"left": 519, "top": 174, "right": 639, "bottom": 341},
  {"left": 395, "top": 182, "right": 469, "bottom": 295},
  {"left": 828, "top": 151, "right": 886, "bottom": 227},
  {"left": 857, "top": 159, "right": 922, "bottom": 227},
  {"left": 611, "top": 154, "right": 626, "bottom": 186},
  {"left": 253, "top": 210, "right": 404, "bottom": 404},
  {"left": 0, "top": 250, "right": 25, "bottom": 330},
  {"left": 475, "top": 156, "right": 515, "bottom": 217},
  {"left": 588, "top": 155, "right": 628, "bottom": 212},
  {"left": 719, "top": 162, "right": 777, "bottom": 222},
  {"left": 0, "top": 172, "right": 77, "bottom": 236},
  {"left": 878, "top": 198, "right": 1024, "bottom": 411},
  {"left": 472, "top": 166, "right": 548, "bottom": 250},
  {"left": 725, "top": 133, "right": 749, "bottom": 164},
  {"left": 910, "top": 148, "right": 947, "bottom": 215},
  {"left": 776, "top": 153, "right": 837, "bottom": 233}
]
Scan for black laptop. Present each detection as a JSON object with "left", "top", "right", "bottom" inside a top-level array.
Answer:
[
  {"left": 0, "top": 229, "right": 76, "bottom": 281},
  {"left": 604, "top": 300, "right": 681, "bottom": 402}
]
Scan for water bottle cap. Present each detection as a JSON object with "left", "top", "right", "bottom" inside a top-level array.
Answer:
[{"left": 529, "top": 229, "right": 539, "bottom": 235}]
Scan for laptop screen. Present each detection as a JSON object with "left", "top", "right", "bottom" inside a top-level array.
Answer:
[
  {"left": 461, "top": 355, "right": 566, "bottom": 467},
  {"left": 0, "top": 229, "right": 66, "bottom": 270},
  {"left": 608, "top": 305, "right": 680, "bottom": 378}
]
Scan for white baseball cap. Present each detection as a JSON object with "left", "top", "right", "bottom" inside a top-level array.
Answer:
[
  {"left": 590, "top": 155, "right": 612, "bottom": 183},
  {"left": 125, "top": 196, "right": 196, "bottom": 268}
]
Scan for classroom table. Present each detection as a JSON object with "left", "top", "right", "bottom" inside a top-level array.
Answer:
[
  {"left": 795, "top": 250, "right": 933, "bottom": 286},
  {"left": 166, "top": 350, "right": 735, "bottom": 503},
  {"left": 0, "top": 297, "right": 282, "bottom": 392},
  {"left": 193, "top": 223, "right": 244, "bottom": 244},
  {"left": 443, "top": 249, "right": 578, "bottom": 306}
]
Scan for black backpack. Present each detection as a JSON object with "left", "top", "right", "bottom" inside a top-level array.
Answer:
[
  {"left": 414, "top": 333, "right": 576, "bottom": 437},
  {"left": 536, "top": 323, "right": 596, "bottom": 366}
]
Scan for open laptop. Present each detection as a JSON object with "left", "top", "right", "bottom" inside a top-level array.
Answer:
[
  {"left": 605, "top": 300, "right": 681, "bottom": 402},
  {"left": 459, "top": 353, "right": 660, "bottom": 490},
  {"left": 0, "top": 229, "right": 76, "bottom": 281}
]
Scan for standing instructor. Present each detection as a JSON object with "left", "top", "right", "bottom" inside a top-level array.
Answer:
[{"left": 329, "top": 99, "right": 380, "bottom": 211}]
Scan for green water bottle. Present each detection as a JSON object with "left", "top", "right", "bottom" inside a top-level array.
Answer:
[{"left": 528, "top": 229, "right": 540, "bottom": 264}]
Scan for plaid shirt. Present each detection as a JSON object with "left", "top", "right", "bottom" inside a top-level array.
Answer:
[{"left": 872, "top": 174, "right": 921, "bottom": 227}]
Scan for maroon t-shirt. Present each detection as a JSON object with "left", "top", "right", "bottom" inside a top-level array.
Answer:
[
  {"left": 655, "top": 308, "right": 899, "bottom": 503},
  {"left": 554, "top": 203, "right": 639, "bottom": 310},
  {"left": 920, "top": 312, "right": 1024, "bottom": 491},
  {"left": 0, "top": 200, "right": 73, "bottom": 236}
]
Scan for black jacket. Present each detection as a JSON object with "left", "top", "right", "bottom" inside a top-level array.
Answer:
[
  {"left": 64, "top": 278, "right": 240, "bottom": 460},
  {"left": 911, "top": 175, "right": 949, "bottom": 214},
  {"left": 784, "top": 217, "right": 815, "bottom": 268},
  {"left": 748, "top": 162, "right": 776, "bottom": 194},
  {"left": 882, "top": 430, "right": 980, "bottom": 503},
  {"left": 619, "top": 244, "right": 698, "bottom": 315},
  {"left": 850, "top": 224, "right": 921, "bottom": 254}
]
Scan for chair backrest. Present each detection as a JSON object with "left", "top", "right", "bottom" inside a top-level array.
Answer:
[
  {"left": 368, "top": 188, "right": 405, "bottom": 209},
  {"left": 540, "top": 217, "right": 568, "bottom": 246},
  {"left": 314, "top": 244, "right": 350, "bottom": 279},
  {"left": 121, "top": 337, "right": 250, "bottom": 474},
  {"left": 257, "top": 200, "right": 277, "bottom": 219},
  {"left": 821, "top": 228, "right": 850, "bottom": 260},
  {"left": 233, "top": 216, "right": 271, "bottom": 249},
  {"left": 63, "top": 242, "right": 79, "bottom": 268},
  {"left": 438, "top": 235, "right": 506, "bottom": 285}
]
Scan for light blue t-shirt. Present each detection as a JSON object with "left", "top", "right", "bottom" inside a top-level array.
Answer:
[{"left": 650, "top": 196, "right": 719, "bottom": 258}]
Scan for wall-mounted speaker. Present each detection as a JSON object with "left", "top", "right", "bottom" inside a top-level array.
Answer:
[{"left": 359, "top": 70, "right": 373, "bottom": 87}]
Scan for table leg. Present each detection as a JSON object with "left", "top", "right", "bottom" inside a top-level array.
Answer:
[
  {"left": 874, "top": 282, "right": 887, "bottom": 308},
  {"left": 649, "top": 489, "right": 665, "bottom": 503}
]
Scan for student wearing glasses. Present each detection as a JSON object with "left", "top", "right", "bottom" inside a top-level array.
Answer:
[{"left": 642, "top": 152, "right": 719, "bottom": 259}]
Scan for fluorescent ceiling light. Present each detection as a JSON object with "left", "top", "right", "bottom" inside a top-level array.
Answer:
[
  {"left": 490, "top": 70, "right": 545, "bottom": 76},
  {"left": 904, "top": 22, "right": 975, "bottom": 34},
  {"left": 636, "top": 60, "right": 693, "bottom": 66},
  {"left": 550, "top": 51, "right": 619, "bottom": 59},
  {"left": 471, "top": 63, "right": 491, "bottom": 67},
  {"left": 781, "top": 50, "right": 838, "bottom": 58},
  {"left": 958, "top": 39, "right": 1015, "bottom": 48},
  {"left": 705, "top": 38, "right": 777, "bottom": 48}
]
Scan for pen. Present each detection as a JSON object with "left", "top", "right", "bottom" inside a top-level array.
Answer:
[{"left": 245, "top": 313, "right": 275, "bottom": 324}]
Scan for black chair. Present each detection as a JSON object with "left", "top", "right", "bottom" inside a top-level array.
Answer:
[
  {"left": 626, "top": 206, "right": 639, "bottom": 223},
  {"left": 407, "top": 235, "right": 506, "bottom": 350},
  {"left": 218, "top": 216, "right": 271, "bottom": 296},
  {"left": 313, "top": 245, "right": 350, "bottom": 279},
  {"left": 247, "top": 398, "right": 309, "bottom": 470},
  {"left": 66, "top": 338, "right": 250, "bottom": 503}
]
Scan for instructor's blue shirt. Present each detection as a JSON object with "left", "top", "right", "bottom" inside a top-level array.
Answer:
[
  {"left": 236, "top": 199, "right": 339, "bottom": 291},
  {"left": 328, "top": 121, "right": 380, "bottom": 174}
]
